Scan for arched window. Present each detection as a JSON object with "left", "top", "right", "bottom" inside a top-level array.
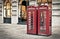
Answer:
[{"left": 3, "top": 0, "right": 11, "bottom": 18}]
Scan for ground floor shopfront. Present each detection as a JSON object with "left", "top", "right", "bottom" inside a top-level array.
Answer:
[
  {"left": 0, "top": 0, "right": 60, "bottom": 26},
  {"left": 0, "top": 0, "right": 27, "bottom": 24},
  {"left": 0, "top": 0, "right": 52, "bottom": 24}
]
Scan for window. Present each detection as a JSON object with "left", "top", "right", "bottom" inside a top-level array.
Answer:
[{"left": 3, "top": 0, "right": 11, "bottom": 18}]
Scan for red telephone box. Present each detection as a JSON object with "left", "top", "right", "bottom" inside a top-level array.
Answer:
[
  {"left": 27, "top": 6, "right": 37, "bottom": 34},
  {"left": 38, "top": 5, "right": 52, "bottom": 36}
]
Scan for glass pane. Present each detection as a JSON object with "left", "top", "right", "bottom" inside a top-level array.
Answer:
[
  {"left": 3, "top": 0, "right": 11, "bottom": 18},
  {"left": 42, "top": 0, "right": 47, "bottom": 3},
  {"left": 40, "top": 11, "right": 46, "bottom": 32},
  {"left": 48, "top": 0, "right": 52, "bottom": 2},
  {"left": 37, "top": 0, "right": 41, "bottom": 2},
  {"left": 7, "top": 3, "right": 10, "bottom": 9},
  {"left": 22, "top": 5, "right": 27, "bottom": 19},
  {"left": 4, "top": 6, "right": 6, "bottom": 17},
  {"left": 7, "top": 9, "right": 11, "bottom": 17},
  {"left": 18, "top": 5, "right": 21, "bottom": 18},
  {"left": 4, "top": 9, "right": 6, "bottom": 17},
  {"left": 29, "top": 0, "right": 36, "bottom": 1}
]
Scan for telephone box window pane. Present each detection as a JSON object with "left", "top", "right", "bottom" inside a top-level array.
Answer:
[{"left": 40, "top": 11, "right": 46, "bottom": 32}]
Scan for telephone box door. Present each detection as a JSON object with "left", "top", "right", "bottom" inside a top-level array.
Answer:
[
  {"left": 27, "top": 6, "right": 37, "bottom": 34},
  {"left": 38, "top": 6, "right": 51, "bottom": 35}
]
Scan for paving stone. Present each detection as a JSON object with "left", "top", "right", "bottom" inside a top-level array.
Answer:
[{"left": 0, "top": 24, "right": 60, "bottom": 39}]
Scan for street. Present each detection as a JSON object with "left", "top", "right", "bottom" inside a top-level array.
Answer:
[{"left": 0, "top": 24, "right": 60, "bottom": 39}]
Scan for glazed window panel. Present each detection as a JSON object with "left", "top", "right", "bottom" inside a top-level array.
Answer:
[
  {"left": 3, "top": 0, "right": 11, "bottom": 18},
  {"left": 18, "top": 0, "right": 27, "bottom": 20},
  {"left": 22, "top": 5, "right": 27, "bottom": 19},
  {"left": 7, "top": 3, "right": 11, "bottom": 9},
  {"left": 48, "top": 0, "right": 52, "bottom": 2},
  {"left": 7, "top": 9, "right": 11, "bottom": 18},
  {"left": 18, "top": 5, "right": 21, "bottom": 18},
  {"left": 37, "top": 0, "right": 41, "bottom": 2},
  {"left": 4, "top": 8, "right": 6, "bottom": 17},
  {"left": 29, "top": 0, "right": 36, "bottom": 1},
  {"left": 42, "top": 0, "right": 47, "bottom": 3}
]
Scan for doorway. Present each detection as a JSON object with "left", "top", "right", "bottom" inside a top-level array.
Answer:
[
  {"left": 18, "top": 0, "right": 28, "bottom": 24},
  {"left": 3, "top": 0, "right": 11, "bottom": 23}
]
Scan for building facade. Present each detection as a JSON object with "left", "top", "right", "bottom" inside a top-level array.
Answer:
[
  {"left": 2, "top": 0, "right": 60, "bottom": 26},
  {"left": 0, "top": 0, "right": 27, "bottom": 24},
  {"left": 0, "top": 0, "right": 52, "bottom": 24}
]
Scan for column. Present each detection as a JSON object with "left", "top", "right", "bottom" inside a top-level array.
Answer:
[{"left": 11, "top": 0, "right": 18, "bottom": 24}]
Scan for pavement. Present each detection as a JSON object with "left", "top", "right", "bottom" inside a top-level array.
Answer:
[{"left": 0, "top": 23, "right": 60, "bottom": 39}]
